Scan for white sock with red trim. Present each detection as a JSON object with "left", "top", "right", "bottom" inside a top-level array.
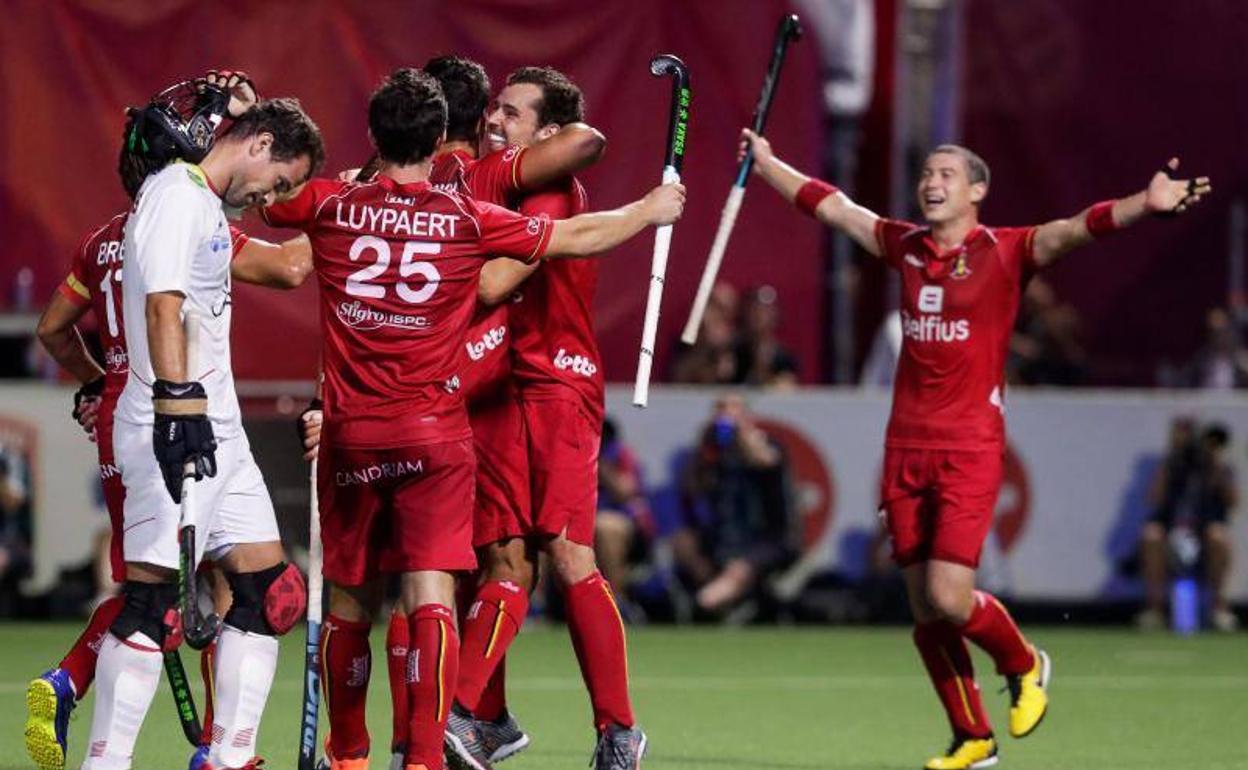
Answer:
[
  {"left": 207, "top": 625, "right": 279, "bottom": 768},
  {"left": 80, "top": 632, "right": 163, "bottom": 770}
]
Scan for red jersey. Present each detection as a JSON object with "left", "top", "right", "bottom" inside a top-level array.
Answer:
[
  {"left": 56, "top": 212, "right": 250, "bottom": 399},
  {"left": 430, "top": 147, "right": 528, "bottom": 405},
  {"left": 875, "top": 219, "right": 1037, "bottom": 451},
  {"left": 510, "top": 180, "right": 604, "bottom": 421},
  {"left": 263, "top": 175, "right": 553, "bottom": 448}
]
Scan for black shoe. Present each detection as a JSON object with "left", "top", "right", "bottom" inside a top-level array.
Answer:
[
  {"left": 591, "top": 724, "right": 647, "bottom": 770},
  {"left": 444, "top": 703, "right": 493, "bottom": 770},
  {"left": 477, "top": 709, "right": 530, "bottom": 763}
]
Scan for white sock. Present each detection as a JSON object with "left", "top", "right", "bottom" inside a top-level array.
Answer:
[
  {"left": 208, "top": 624, "right": 279, "bottom": 768},
  {"left": 79, "top": 632, "right": 163, "bottom": 770}
]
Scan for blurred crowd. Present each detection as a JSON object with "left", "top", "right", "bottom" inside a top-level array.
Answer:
[{"left": 670, "top": 283, "right": 800, "bottom": 389}]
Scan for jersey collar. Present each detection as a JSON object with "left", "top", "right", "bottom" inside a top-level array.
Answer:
[
  {"left": 177, "top": 160, "right": 223, "bottom": 198},
  {"left": 918, "top": 224, "right": 987, "bottom": 280}
]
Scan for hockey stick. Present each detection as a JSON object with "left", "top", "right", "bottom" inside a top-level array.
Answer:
[
  {"left": 680, "top": 14, "right": 802, "bottom": 345},
  {"left": 297, "top": 457, "right": 324, "bottom": 770},
  {"left": 162, "top": 650, "right": 204, "bottom": 747},
  {"left": 177, "top": 310, "right": 221, "bottom": 651},
  {"left": 633, "top": 53, "right": 691, "bottom": 407}
]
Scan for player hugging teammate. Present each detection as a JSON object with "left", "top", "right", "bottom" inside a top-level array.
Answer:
[
  {"left": 268, "top": 67, "right": 682, "bottom": 770},
  {"left": 743, "top": 130, "right": 1208, "bottom": 769}
]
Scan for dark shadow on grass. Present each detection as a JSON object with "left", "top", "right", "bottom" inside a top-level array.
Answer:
[{"left": 524, "top": 748, "right": 911, "bottom": 769}]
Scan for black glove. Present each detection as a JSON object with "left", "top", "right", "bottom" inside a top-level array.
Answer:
[
  {"left": 72, "top": 376, "right": 105, "bottom": 422},
  {"left": 153, "top": 379, "right": 217, "bottom": 504}
]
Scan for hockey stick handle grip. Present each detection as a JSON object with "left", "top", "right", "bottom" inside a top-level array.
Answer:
[
  {"left": 681, "top": 185, "right": 745, "bottom": 345},
  {"left": 634, "top": 165, "right": 681, "bottom": 407},
  {"left": 306, "top": 457, "right": 323, "bottom": 623}
]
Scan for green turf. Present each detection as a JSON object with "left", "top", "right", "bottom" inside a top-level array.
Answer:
[{"left": 2, "top": 624, "right": 1245, "bottom": 769}]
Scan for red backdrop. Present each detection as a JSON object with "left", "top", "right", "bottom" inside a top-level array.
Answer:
[
  {"left": 961, "top": 0, "right": 1248, "bottom": 382},
  {"left": 2, "top": 0, "right": 824, "bottom": 383}
]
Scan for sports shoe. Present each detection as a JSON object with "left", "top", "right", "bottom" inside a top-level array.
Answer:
[
  {"left": 1006, "top": 647, "right": 1051, "bottom": 738},
  {"left": 389, "top": 747, "right": 405, "bottom": 770},
  {"left": 200, "top": 758, "right": 266, "bottom": 770},
  {"left": 189, "top": 745, "right": 210, "bottom": 770},
  {"left": 477, "top": 709, "right": 530, "bottom": 763},
  {"left": 592, "top": 724, "right": 647, "bottom": 770},
  {"left": 25, "top": 668, "right": 75, "bottom": 770},
  {"left": 923, "top": 736, "right": 998, "bottom": 770},
  {"left": 444, "top": 703, "right": 493, "bottom": 770}
]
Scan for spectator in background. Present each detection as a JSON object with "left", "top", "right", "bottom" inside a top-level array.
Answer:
[
  {"left": 0, "top": 441, "right": 32, "bottom": 615},
  {"left": 595, "top": 417, "right": 653, "bottom": 604},
  {"left": 1138, "top": 419, "right": 1239, "bottom": 631},
  {"left": 671, "top": 281, "right": 740, "bottom": 384},
  {"left": 673, "top": 394, "right": 798, "bottom": 616},
  {"left": 732, "top": 285, "right": 799, "bottom": 388},
  {"left": 1009, "top": 277, "right": 1087, "bottom": 385},
  {"left": 1187, "top": 308, "right": 1248, "bottom": 389}
]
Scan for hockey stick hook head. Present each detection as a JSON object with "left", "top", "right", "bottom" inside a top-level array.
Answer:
[
  {"left": 650, "top": 54, "right": 689, "bottom": 83},
  {"left": 781, "top": 13, "right": 804, "bottom": 41}
]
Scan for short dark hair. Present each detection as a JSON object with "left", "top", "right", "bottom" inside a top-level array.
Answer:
[
  {"left": 930, "top": 144, "right": 990, "bottom": 187},
  {"left": 369, "top": 68, "right": 446, "bottom": 165},
  {"left": 225, "top": 98, "right": 325, "bottom": 177},
  {"left": 505, "top": 66, "right": 584, "bottom": 127},
  {"left": 117, "top": 145, "right": 163, "bottom": 199},
  {"left": 423, "top": 56, "right": 490, "bottom": 143}
]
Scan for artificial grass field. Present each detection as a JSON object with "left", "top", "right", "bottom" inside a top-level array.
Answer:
[{"left": 2, "top": 624, "right": 1245, "bottom": 769}]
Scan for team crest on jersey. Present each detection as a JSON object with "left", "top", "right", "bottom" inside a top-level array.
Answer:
[{"left": 949, "top": 249, "right": 972, "bottom": 280}]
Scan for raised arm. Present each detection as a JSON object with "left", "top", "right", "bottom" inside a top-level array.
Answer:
[
  {"left": 743, "top": 129, "right": 884, "bottom": 257},
  {"left": 36, "top": 291, "right": 105, "bottom": 384},
  {"left": 543, "top": 182, "right": 686, "bottom": 258},
  {"left": 516, "top": 123, "right": 606, "bottom": 190},
  {"left": 1031, "top": 158, "right": 1211, "bottom": 268},
  {"left": 231, "top": 234, "right": 313, "bottom": 289}
]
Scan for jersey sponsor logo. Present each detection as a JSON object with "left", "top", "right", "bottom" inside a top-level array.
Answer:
[
  {"left": 900, "top": 309, "right": 970, "bottom": 343},
  {"left": 211, "top": 284, "right": 232, "bottom": 318},
  {"left": 553, "top": 348, "right": 598, "bottom": 377},
  {"left": 104, "top": 345, "right": 129, "bottom": 373},
  {"left": 917, "top": 285, "right": 944, "bottom": 313},
  {"left": 465, "top": 325, "right": 507, "bottom": 361},
  {"left": 526, "top": 216, "right": 541, "bottom": 236},
  {"left": 334, "top": 459, "right": 425, "bottom": 487},
  {"left": 336, "top": 299, "right": 430, "bottom": 331},
  {"left": 443, "top": 374, "right": 461, "bottom": 394},
  {"left": 99, "top": 462, "right": 121, "bottom": 480},
  {"left": 334, "top": 202, "right": 460, "bottom": 238}
]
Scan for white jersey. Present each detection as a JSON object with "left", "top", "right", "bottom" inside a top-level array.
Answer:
[{"left": 116, "top": 161, "right": 241, "bottom": 438}]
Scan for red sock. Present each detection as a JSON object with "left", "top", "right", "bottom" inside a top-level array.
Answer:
[
  {"left": 406, "top": 604, "right": 458, "bottom": 770},
  {"left": 564, "top": 571, "right": 634, "bottom": 730},
  {"left": 456, "top": 580, "right": 528, "bottom": 714},
  {"left": 321, "top": 614, "right": 373, "bottom": 760},
  {"left": 199, "top": 642, "right": 217, "bottom": 746},
  {"left": 913, "top": 621, "right": 993, "bottom": 739},
  {"left": 57, "top": 595, "right": 123, "bottom": 699},
  {"left": 961, "top": 590, "right": 1035, "bottom": 676},
  {"left": 385, "top": 610, "right": 410, "bottom": 755},
  {"left": 475, "top": 656, "right": 507, "bottom": 722}
]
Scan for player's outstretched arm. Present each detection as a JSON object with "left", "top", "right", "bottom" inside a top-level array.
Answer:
[
  {"left": 1032, "top": 157, "right": 1211, "bottom": 268},
  {"left": 543, "top": 182, "right": 686, "bottom": 258},
  {"left": 36, "top": 292, "right": 105, "bottom": 385},
  {"left": 231, "top": 234, "right": 313, "bottom": 289},
  {"left": 743, "top": 128, "right": 884, "bottom": 258},
  {"left": 515, "top": 122, "right": 606, "bottom": 190}
]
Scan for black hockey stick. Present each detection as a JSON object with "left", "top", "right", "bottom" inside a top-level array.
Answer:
[{"left": 163, "top": 650, "right": 204, "bottom": 747}]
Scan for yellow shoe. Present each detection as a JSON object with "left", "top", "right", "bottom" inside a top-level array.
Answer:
[
  {"left": 923, "top": 736, "right": 998, "bottom": 769},
  {"left": 1007, "top": 647, "right": 1051, "bottom": 738}
]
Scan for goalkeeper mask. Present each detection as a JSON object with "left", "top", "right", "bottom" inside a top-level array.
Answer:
[{"left": 123, "top": 79, "right": 231, "bottom": 165}]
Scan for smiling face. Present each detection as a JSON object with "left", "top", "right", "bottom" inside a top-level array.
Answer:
[
  {"left": 917, "top": 149, "right": 987, "bottom": 225},
  {"left": 222, "top": 132, "right": 310, "bottom": 209},
  {"left": 485, "top": 82, "right": 556, "bottom": 152}
]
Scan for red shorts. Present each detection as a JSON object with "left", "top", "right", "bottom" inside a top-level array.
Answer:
[
  {"left": 469, "top": 392, "right": 531, "bottom": 548},
  {"left": 318, "top": 439, "right": 477, "bottom": 585},
  {"left": 521, "top": 397, "right": 600, "bottom": 546},
  {"left": 97, "top": 413, "right": 126, "bottom": 583},
  {"left": 880, "top": 447, "right": 1002, "bottom": 569}
]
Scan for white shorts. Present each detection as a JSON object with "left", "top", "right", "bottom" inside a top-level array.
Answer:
[{"left": 114, "top": 420, "right": 279, "bottom": 570}]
